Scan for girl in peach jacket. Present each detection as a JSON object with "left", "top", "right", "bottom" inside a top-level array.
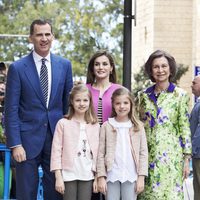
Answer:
[
  {"left": 50, "top": 84, "right": 100, "bottom": 200},
  {"left": 97, "top": 88, "right": 148, "bottom": 200}
]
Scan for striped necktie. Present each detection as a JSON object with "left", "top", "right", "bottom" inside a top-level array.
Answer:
[{"left": 40, "top": 58, "right": 48, "bottom": 104}]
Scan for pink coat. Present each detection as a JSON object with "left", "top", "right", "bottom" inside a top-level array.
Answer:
[
  {"left": 86, "top": 83, "right": 121, "bottom": 122},
  {"left": 50, "top": 118, "right": 100, "bottom": 172}
]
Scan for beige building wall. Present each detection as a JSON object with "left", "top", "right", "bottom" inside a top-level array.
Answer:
[
  {"left": 193, "top": 0, "right": 200, "bottom": 67},
  {"left": 132, "top": 0, "right": 154, "bottom": 71},
  {"left": 132, "top": 0, "right": 199, "bottom": 108}
]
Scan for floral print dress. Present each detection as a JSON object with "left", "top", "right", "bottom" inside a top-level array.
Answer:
[{"left": 137, "top": 83, "right": 191, "bottom": 200}]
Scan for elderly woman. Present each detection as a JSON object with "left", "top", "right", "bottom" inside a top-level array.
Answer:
[{"left": 137, "top": 50, "right": 191, "bottom": 200}]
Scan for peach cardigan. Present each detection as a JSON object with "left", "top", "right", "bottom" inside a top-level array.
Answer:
[
  {"left": 97, "top": 120, "right": 148, "bottom": 177},
  {"left": 50, "top": 118, "right": 100, "bottom": 172}
]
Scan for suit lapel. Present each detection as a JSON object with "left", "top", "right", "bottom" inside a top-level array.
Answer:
[
  {"left": 49, "top": 54, "right": 63, "bottom": 107},
  {"left": 24, "top": 53, "right": 46, "bottom": 106},
  {"left": 190, "top": 101, "right": 200, "bottom": 119}
]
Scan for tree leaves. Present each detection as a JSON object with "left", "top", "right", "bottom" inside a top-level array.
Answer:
[{"left": 0, "top": 0, "right": 123, "bottom": 83}]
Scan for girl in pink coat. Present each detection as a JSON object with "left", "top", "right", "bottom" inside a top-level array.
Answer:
[{"left": 50, "top": 84, "right": 100, "bottom": 200}]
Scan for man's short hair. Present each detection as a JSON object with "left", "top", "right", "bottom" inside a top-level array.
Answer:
[{"left": 30, "top": 19, "right": 53, "bottom": 35}]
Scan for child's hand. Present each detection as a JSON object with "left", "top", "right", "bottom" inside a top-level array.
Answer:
[
  {"left": 97, "top": 176, "right": 107, "bottom": 195},
  {"left": 55, "top": 176, "right": 65, "bottom": 194},
  {"left": 93, "top": 177, "right": 98, "bottom": 193},
  {"left": 55, "top": 170, "right": 65, "bottom": 194},
  {"left": 135, "top": 175, "right": 145, "bottom": 194}
]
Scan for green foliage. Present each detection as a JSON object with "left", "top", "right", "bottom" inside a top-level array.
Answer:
[
  {"left": 0, "top": 124, "right": 5, "bottom": 144},
  {"left": 0, "top": 0, "right": 123, "bottom": 83},
  {"left": 132, "top": 63, "right": 189, "bottom": 96}
]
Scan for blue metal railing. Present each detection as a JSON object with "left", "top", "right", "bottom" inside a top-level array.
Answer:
[
  {"left": 0, "top": 143, "right": 44, "bottom": 200},
  {"left": 0, "top": 143, "right": 11, "bottom": 199},
  {"left": 37, "top": 166, "right": 43, "bottom": 200}
]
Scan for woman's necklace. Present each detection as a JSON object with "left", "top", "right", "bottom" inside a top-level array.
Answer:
[
  {"left": 154, "top": 92, "right": 160, "bottom": 98},
  {"left": 93, "top": 82, "right": 112, "bottom": 97},
  {"left": 154, "top": 84, "right": 169, "bottom": 97}
]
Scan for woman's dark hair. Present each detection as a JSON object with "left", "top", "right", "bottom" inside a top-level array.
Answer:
[
  {"left": 30, "top": 19, "right": 53, "bottom": 35},
  {"left": 145, "top": 49, "right": 177, "bottom": 82},
  {"left": 86, "top": 50, "right": 117, "bottom": 84}
]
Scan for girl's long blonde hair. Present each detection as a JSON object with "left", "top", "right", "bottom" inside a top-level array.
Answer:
[
  {"left": 65, "top": 84, "right": 98, "bottom": 124},
  {"left": 111, "top": 87, "right": 143, "bottom": 131}
]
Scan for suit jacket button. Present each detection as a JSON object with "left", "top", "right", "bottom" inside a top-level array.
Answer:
[{"left": 44, "top": 123, "right": 47, "bottom": 127}]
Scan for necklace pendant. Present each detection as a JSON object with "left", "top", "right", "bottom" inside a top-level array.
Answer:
[{"left": 155, "top": 92, "right": 160, "bottom": 98}]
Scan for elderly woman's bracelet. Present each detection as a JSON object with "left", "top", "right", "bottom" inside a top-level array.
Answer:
[{"left": 184, "top": 154, "right": 191, "bottom": 161}]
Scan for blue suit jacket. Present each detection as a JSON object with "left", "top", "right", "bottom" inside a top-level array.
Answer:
[
  {"left": 190, "top": 100, "right": 200, "bottom": 158},
  {"left": 5, "top": 52, "right": 73, "bottom": 159}
]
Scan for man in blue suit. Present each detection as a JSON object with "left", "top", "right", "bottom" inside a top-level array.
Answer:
[
  {"left": 5, "top": 19, "right": 73, "bottom": 200},
  {"left": 190, "top": 75, "right": 200, "bottom": 200}
]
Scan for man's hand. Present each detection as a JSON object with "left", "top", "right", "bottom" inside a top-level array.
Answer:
[{"left": 12, "top": 146, "right": 26, "bottom": 162}]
